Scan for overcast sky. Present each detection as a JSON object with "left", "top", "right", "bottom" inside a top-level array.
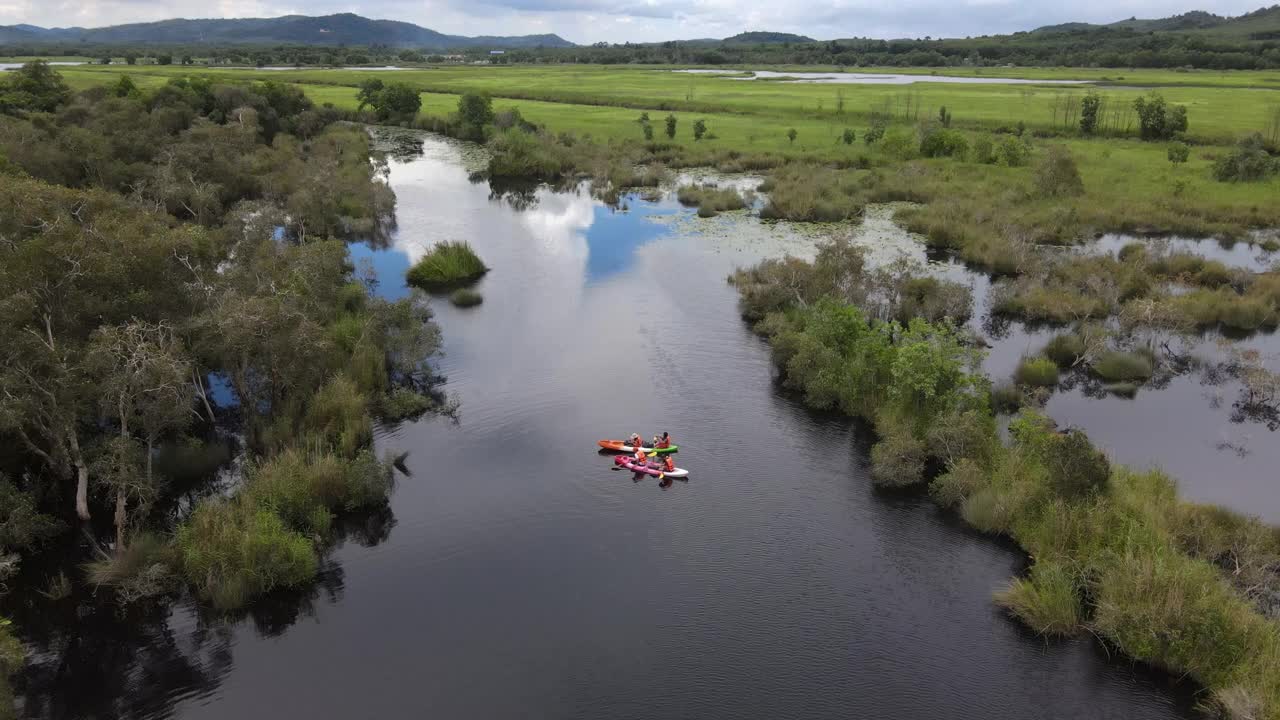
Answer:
[{"left": 0, "top": 0, "right": 1270, "bottom": 43}]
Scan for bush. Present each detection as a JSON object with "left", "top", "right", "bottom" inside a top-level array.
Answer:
[
  {"left": 920, "top": 128, "right": 969, "bottom": 159},
  {"left": 85, "top": 532, "right": 177, "bottom": 602},
  {"left": 1034, "top": 145, "right": 1084, "bottom": 198},
  {"left": 990, "top": 383, "right": 1025, "bottom": 414},
  {"left": 995, "top": 560, "right": 1083, "bottom": 636},
  {"left": 758, "top": 165, "right": 866, "bottom": 222},
  {"left": 1014, "top": 355, "right": 1060, "bottom": 387},
  {"left": 1040, "top": 429, "right": 1110, "bottom": 498},
  {"left": 879, "top": 127, "right": 918, "bottom": 161},
  {"left": 1092, "top": 350, "right": 1154, "bottom": 382},
  {"left": 487, "top": 129, "right": 571, "bottom": 181},
  {"left": 971, "top": 136, "right": 996, "bottom": 164},
  {"left": 677, "top": 184, "right": 747, "bottom": 213},
  {"left": 841, "top": 128, "right": 856, "bottom": 145},
  {"left": 450, "top": 288, "right": 483, "bottom": 307},
  {"left": 406, "top": 241, "right": 488, "bottom": 289},
  {"left": 1042, "top": 334, "right": 1085, "bottom": 368},
  {"left": 870, "top": 414, "right": 927, "bottom": 487},
  {"left": 176, "top": 499, "right": 316, "bottom": 609},
  {"left": 894, "top": 276, "right": 973, "bottom": 325},
  {"left": 0, "top": 617, "right": 21, "bottom": 714},
  {"left": 997, "top": 137, "right": 1030, "bottom": 167},
  {"left": 930, "top": 457, "right": 986, "bottom": 508},
  {"left": 1213, "top": 133, "right": 1278, "bottom": 183},
  {"left": 245, "top": 448, "right": 392, "bottom": 537}
]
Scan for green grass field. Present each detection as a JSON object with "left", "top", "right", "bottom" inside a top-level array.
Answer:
[{"left": 59, "top": 64, "right": 1280, "bottom": 142}]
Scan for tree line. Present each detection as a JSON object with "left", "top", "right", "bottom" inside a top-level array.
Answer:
[{"left": 0, "top": 61, "right": 448, "bottom": 660}]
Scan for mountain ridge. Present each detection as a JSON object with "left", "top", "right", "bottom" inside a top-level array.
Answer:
[{"left": 0, "top": 13, "right": 574, "bottom": 49}]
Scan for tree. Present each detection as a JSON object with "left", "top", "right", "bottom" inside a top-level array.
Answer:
[
  {"left": 98, "top": 56, "right": 112, "bottom": 65},
  {"left": 642, "top": 122, "right": 654, "bottom": 141},
  {"left": 1133, "top": 92, "right": 1188, "bottom": 141},
  {"left": 457, "top": 92, "right": 495, "bottom": 127},
  {"left": 787, "top": 127, "right": 798, "bottom": 144},
  {"left": 842, "top": 128, "right": 855, "bottom": 145},
  {"left": 664, "top": 114, "right": 677, "bottom": 139},
  {"left": 1167, "top": 141, "right": 1189, "bottom": 167},
  {"left": 113, "top": 75, "right": 138, "bottom": 98},
  {"left": 378, "top": 83, "right": 421, "bottom": 119},
  {"left": 88, "top": 321, "right": 194, "bottom": 551},
  {"left": 355, "top": 78, "right": 385, "bottom": 112},
  {"left": 157, "top": 54, "right": 173, "bottom": 66},
  {"left": 124, "top": 53, "right": 137, "bottom": 65},
  {"left": 1080, "top": 92, "right": 1101, "bottom": 134},
  {"left": 181, "top": 55, "right": 194, "bottom": 66},
  {"left": 692, "top": 118, "right": 707, "bottom": 141},
  {"left": 938, "top": 105, "right": 952, "bottom": 128},
  {"left": 0, "top": 60, "right": 72, "bottom": 115}
]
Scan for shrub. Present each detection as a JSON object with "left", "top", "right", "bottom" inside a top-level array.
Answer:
[
  {"left": 863, "top": 119, "right": 886, "bottom": 145},
  {"left": 920, "top": 128, "right": 969, "bottom": 159},
  {"left": 1014, "top": 355, "right": 1060, "bottom": 387},
  {"left": 758, "top": 165, "right": 866, "bottom": 222},
  {"left": 995, "top": 560, "right": 1083, "bottom": 636},
  {"left": 1040, "top": 429, "right": 1110, "bottom": 498},
  {"left": 176, "top": 499, "right": 316, "bottom": 610},
  {"left": 870, "top": 414, "right": 927, "bottom": 487},
  {"left": 1034, "top": 145, "right": 1084, "bottom": 198},
  {"left": 929, "top": 457, "right": 986, "bottom": 508},
  {"left": 1092, "top": 350, "right": 1154, "bottom": 382},
  {"left": 841, "top": 128, "right": 855, "bottom": 145},
  {"left": 692, "top": 119, "right": 707, "bottom": 141},
  {"left": 894, "top": 276, "right": 973, "bottom": 325},
  {"left": 1167, "top": 141, "right": 1190, "bottom": 166},
  {"left": 406, "top": 241, "right": 488, "bottom": 289},
  {"left": 1213, "top": 133, "right": 1278, "bottom": 183},
  {"left": 972, "top": 136, "right": 996, "bottom": 164},
  {"left": 880, "top": 127, "right": 918, "bottom": 161},
  {"left": 997, "top": 137, "right": 1030, "bottom": 167},
  {"left": 677, "top": 184, "right": 747, "bottom": 213},
  {"left": 786, "top": 127, "right": 797, "bottom": 144},
  {"left": 0, "top": 617, "right": 21, "bottom": 714},
  {"left": 1042, "top": 334, "right": 1085, "bottom": 368},
  {"left": 450, "top": 288, "right": 483, "bottom": 307}
]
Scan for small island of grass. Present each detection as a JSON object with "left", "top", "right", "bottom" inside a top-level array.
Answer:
[
  {"left": 406, "top": 241, "right": 488, "bottom": 290},
  {"left": 450, "top": 288, "right": 484, "bottom": 307}
]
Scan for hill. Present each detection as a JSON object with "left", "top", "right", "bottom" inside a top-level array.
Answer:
[
  {"left": 1034, "top": 5, "right": 1280, "bottom": 39},
  {"left": 722, "top": 32, "right": 816, "bottom": 44},
  {"left": 0, "top": 13, "right": 574, "bottom": 49}
]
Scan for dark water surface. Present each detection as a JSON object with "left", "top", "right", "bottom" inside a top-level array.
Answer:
[{"left": 12, "top": 131, "right": 1206, "bottom": 719}]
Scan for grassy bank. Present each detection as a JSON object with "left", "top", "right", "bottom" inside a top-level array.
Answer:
[
  {"left": 732, "top": 239, "right": 1280, "bottom": 718},
  {"left": 0, "top": 618, "right": 19, "bottom": 720}
]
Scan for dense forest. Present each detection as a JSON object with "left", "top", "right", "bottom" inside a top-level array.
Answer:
[{"left": 0, "top": 61, "right": 448, "bottom": 710}]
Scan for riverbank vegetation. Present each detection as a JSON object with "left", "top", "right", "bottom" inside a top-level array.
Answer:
[
  {"left": 0, "top": 61, "right": 452, "bottom": 697},
  {"left": 731, "top": 239, "right": 1280, "bottom": 718}
]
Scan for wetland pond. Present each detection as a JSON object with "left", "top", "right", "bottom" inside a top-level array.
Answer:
[{"left": 15, "top": 128, "right": 1267, "bottom": 719}]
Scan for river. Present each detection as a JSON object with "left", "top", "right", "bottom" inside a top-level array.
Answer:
[{"left": 9, "top": 130, "right": 1208, "bottom": 719}]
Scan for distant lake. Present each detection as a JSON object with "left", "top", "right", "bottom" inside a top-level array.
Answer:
[
  {"left": 0, "top": 61, "right": 84, "bottom": 70},
  {"left": 674, "top": 69, "right": 1091, "bottom": 85}
]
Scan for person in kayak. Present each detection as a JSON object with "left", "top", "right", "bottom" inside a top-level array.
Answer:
[
  {"left": 662, "top": 455, "right": 675, "bottom": 473},
  {"left": 654, "top": 432, "right": 672, "bottom": 449},
  {"left": 628, "top": 432, "right": 643, "bottom": 449},
  {"left": 634, "top": 445, "right": 649, "bottom": 464}
]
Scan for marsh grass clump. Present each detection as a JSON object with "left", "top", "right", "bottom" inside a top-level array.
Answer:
[
  {"left": 995, "top": 560, "right": 1083, "bottom": 636},
  {"left": 246, "top": 448, "right": 392, "bottom": 537},
  {"left": 1014, "top": 355, "right": 1060, "bottom": 388},
  {"left": 758, "top": 165, "right": 867, "bottom": 222},
  {"left": 1042, "top": 334, "right": 1085, "bottom": 368},
  {"left": 176, "top": 498, "right": 317, "bottom": 610},
  {"left": 86, "top": 533, "right": 177, "bottom": 603},
  {"left": 406, "top": 241, "right": 488, "bottom": 289},
  {"left": 990, "top": 383, "right": 1027, "bottom": 414},
  {"left": 449, "top": 288, "right": 484, "bottom": 307},
  {"left": 1092, "top": 350, "right": 1154, "bottom": 382},
  {"left": 677, "top": 184, "right": 747, "bottom": 216}
]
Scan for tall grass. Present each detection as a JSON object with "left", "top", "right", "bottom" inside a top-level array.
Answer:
[
  {"left": 176, "top": 498, "right": 317, "bottom": 610},
  {"left": 1014, "top": 355, "right": 1060, "bottom": 387},
  {"left": 1093, "top": 350, "right": 1154, "bottom": 382},
  {"left": 449, "top": 288, "right": 484, "bottom": 307},
  {"left": 406, "top": 241, "right": 488, "bottom": 289},
  {"left": 995, "top": 560, "right": 1084, "bottom": 636}
]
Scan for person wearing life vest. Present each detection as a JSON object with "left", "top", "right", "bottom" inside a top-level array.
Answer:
[
  {"left": 655, "top": 432, "right": 672, "bottom": 449},
  {"left": 634, "top": 445, "right": 649, "bottom": 465},
  {"left": 663, "top": 455, "right": 675, "bottom": 473},
  {"left": 628, "top": 433, "right": 643, "bottom": 450}
]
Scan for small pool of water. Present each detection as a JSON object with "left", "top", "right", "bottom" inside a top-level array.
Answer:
[{"left": 674, "top": 69, "right": 1091, "bottom": 85}]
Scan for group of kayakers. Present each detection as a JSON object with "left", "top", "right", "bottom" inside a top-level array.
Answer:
[{"left": 627, "top": 431, "right": 676, "bottom": 473}]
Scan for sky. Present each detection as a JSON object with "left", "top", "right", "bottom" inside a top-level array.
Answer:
[{"left": 0, "top": 0, "right": 1271, "bottom": 43}]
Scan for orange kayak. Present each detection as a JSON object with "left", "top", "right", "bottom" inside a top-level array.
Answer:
[{"left": 597, "top": 439, "right": 678, "bottom": 454}]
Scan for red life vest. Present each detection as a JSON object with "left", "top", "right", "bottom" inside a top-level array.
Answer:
[{"left": 664, "top": 457, "right": 675, "bottom": 472}]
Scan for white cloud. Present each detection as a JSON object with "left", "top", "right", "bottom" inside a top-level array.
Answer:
[{"left": 0, "top": 0, "right": 1267, "bottom": 43}]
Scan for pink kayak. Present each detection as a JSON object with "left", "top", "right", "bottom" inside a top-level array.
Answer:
[{"left": 614, "top": 454, "right": 689, "bottom": 478}]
